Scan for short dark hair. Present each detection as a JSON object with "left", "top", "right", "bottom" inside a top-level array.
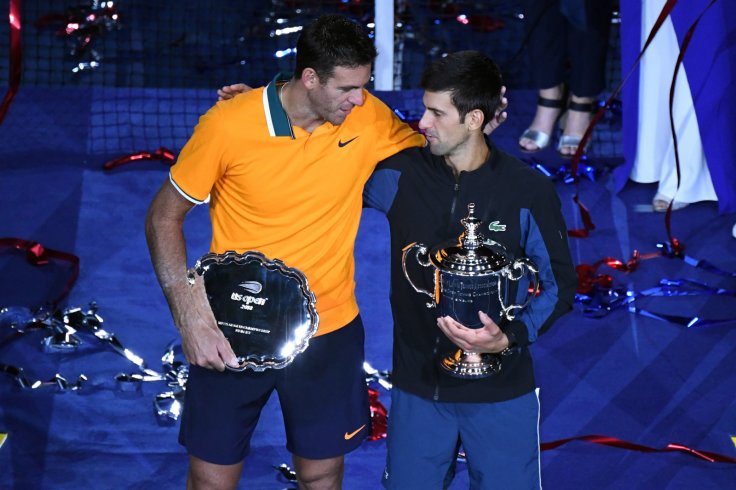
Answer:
[
  {"left": 420, "top": 51, "right": 503, "bottom": 128},
  {"left": 295, "top": 14, "right": 377, "bottom": 81}
]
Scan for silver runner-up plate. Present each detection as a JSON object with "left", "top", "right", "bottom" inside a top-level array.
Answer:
[{"left": 189, "top": 251, "right": 318, "bottom": 372}]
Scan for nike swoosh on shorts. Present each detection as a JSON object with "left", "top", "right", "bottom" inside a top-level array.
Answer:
[{"left": 344, "top": 424, "right": 366, "bottom": 440}]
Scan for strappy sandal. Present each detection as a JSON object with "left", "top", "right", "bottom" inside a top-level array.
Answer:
[
  {"left": 557, "top": 100, "right": 596, "bottom": 157},
  {"left": 518, "top": 96, "right": 565, "bottom": 153}
]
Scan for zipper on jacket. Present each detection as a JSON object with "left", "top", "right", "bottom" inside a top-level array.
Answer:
[
  {"left": 435, "top": 177, "right": 460, "bottom": 401},
  {"left": 447, "top": 180, "right": 460, "bottom": 233},
  {"left": 449, "top": 181, "right": 460, "bottom": 219}
]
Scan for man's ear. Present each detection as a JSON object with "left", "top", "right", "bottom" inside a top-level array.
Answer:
[
  {"left": 301, "top": 68, "right": 320, "bottom": 89},
  {"left": 465, "top": 108, "right": 485, "bottom": 131}
]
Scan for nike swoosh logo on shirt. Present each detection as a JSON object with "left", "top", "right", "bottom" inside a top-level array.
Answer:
[
  {"left": 344, "top": 424, "right": 366, "bottom": 440},
  {"left": 338, "top": 136, "right": 359, "bottom": 147}
]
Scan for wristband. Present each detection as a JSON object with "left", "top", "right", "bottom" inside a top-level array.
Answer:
[{"left": 500, "top": 330, "right": 518, "bottom": 356}]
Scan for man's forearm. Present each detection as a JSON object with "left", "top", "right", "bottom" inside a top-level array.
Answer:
[
  {"left": 144, "top": 181, "right": 237, "bottom": 370},
  {"left": 144, "top": 182, "right": 196, "bottom": 328},
  {"left": 145, "top": 220, "right": 190, "bottom": 325}
]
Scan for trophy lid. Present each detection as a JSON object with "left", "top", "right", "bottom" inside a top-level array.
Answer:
[{"left": 428, "top": 203, "right": 510, "bottom": 275}]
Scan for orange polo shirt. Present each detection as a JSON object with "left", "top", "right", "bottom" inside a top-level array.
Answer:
[{"left": 169, "top": 75, "right": 425, "bottom": 335}]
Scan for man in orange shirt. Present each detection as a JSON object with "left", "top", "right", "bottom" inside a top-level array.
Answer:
[{"left": 144, "top": 14, "right": 424, "bottom": 490}]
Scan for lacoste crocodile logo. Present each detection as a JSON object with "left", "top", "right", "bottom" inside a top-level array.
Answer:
[
  {"left": 338, "top": 136, "right": 359, "bottom": 147},
  {"left": 238, "top": 281, "right": 263, "bottom": 294},
  {"left": 488, "top": 221, "right": 506, "bottom": 232}
]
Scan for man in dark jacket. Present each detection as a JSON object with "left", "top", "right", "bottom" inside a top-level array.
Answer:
[{"left": 364, "top": 51, "right": 577, "bottom": 489}]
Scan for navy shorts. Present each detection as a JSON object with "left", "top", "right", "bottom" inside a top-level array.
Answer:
[
  {"left": 382, "top": 387, "right": 541, "bottom": 489},
  {"left": 179, "top": 316, "right": 370, "bottom": 465}
]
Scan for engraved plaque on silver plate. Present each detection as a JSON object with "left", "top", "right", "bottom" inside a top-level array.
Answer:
[{"left": 189, "top": 251, "right": 318, "bottom": 372}]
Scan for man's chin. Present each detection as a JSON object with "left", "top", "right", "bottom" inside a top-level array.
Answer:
[
  {"left": 329, "top": 108, "right": 354, "bottom": 125},
  {"left": 427, "top": 143, "right": 445, "bottom": 155},
  {"left": 328, "top": 114, "right": 348, "bottom": 125}
]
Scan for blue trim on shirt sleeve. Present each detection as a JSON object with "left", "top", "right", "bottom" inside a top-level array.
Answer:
[
  {"left": 363, "top": 168, "right": 401, "bottom": 214},
  {"left": 514, "top": 209, "right": 559, "bottom": 343}
]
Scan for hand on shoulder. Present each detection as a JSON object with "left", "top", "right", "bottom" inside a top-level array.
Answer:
[{"left": 217, "top": 83, "right": 252, "bottom": 101}]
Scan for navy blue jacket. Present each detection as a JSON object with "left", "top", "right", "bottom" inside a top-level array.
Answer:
[{"left": 364, "top": 145, "right": 576, "bottom": 403}]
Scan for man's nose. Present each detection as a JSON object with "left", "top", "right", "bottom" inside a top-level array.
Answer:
[
  {"left": 417, "top": 111, "right": 431, "bottom": 130},
  {"left": 348, "top": 89, "right": 365, "bottom": 106}
]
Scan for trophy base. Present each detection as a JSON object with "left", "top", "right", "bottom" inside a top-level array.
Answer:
[{"left": 440, "top": 350, "right": 502, "bottom": 378}]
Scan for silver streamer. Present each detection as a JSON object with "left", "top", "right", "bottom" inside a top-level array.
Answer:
[
  {"left": 579, "top": 278, "right": 736, "bottom": 327},
  {"left": 363, "top": 361, "right": 392, "bottom": 390},
  {"left": 0, "top": 363, "right": 86, "bottom": 391},
  {"left": 0, "top": 302, "right": 188, "bottom": 424}
]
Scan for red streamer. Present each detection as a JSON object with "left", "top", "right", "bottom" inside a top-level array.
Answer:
[
  {"left": 574, "top": 250, "right": 668, "bottom": 294},
  {"left": 540, "top": 434, "right": 736, "bottom": 464},
  {"left": 567, "top": 0, "right": 679, "bottom": 237},
  {"left": 567, "top": 195, "right": 595, "bottom": 238},
  {"left": 103, "top": 147, "right": 176, "bottom": 171},
  {"left": 0, "top": 238, "right": 80, "bottom": 308},
  {"left": 662, "top": 0, "right": 717, "bottom": 253},
  {"left": 0, "top": 0, "right": 22, "bottom": 125},
  {"left": 367, "top": 387, "right": 388, "bottom": 441},
  {"left": 575, "top": 264, "right": 612, "bottom": 295}
]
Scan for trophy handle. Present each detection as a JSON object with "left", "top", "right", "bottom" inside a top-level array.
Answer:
[
  {"left": 401, "top": 242, "right": 437, "bottom": 308},
  {"left": 499, "top": 258, "right": 540, "bottom": 321}
]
